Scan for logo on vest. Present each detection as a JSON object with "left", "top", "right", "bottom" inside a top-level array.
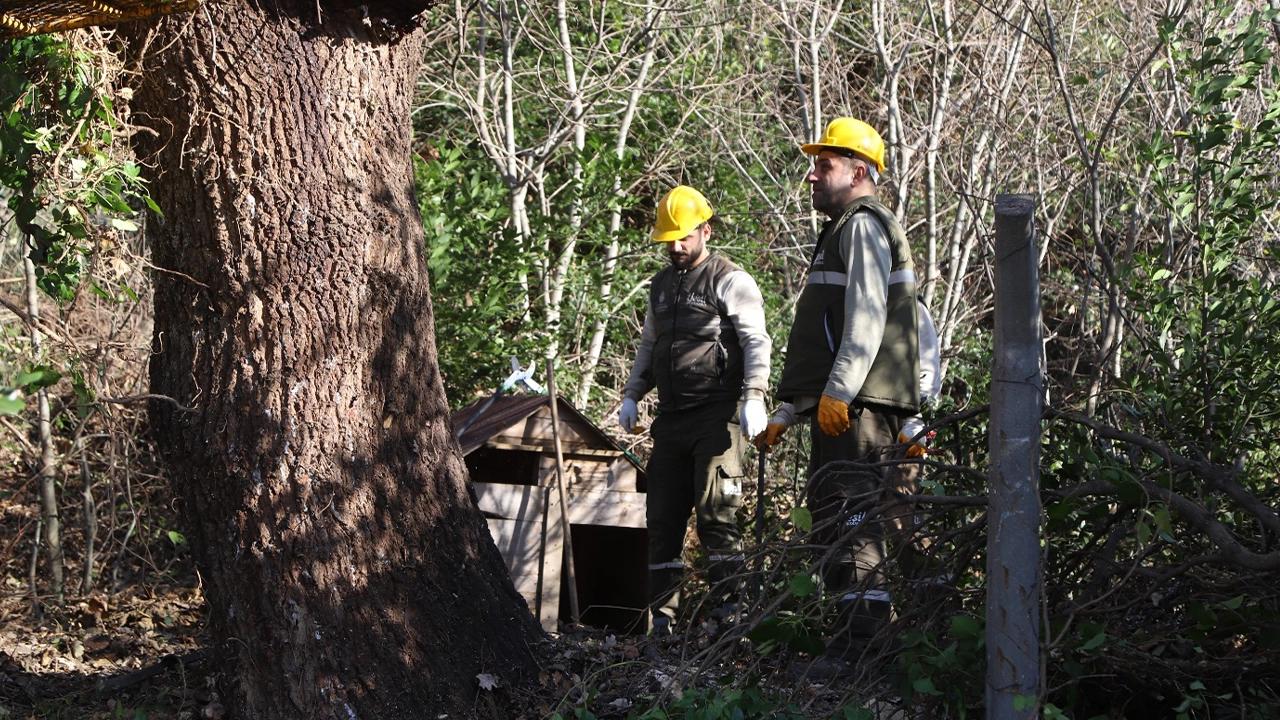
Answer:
[
  {"left": 681, "top": 291, "right": 714, "bottom": 308},
  {"left": 813, "top": 249, "right": 826, "bottom": 267}
]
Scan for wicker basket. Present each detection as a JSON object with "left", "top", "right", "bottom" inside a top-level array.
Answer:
[{"left": 1, "top": 0, "right": 199, "bottom": 37}]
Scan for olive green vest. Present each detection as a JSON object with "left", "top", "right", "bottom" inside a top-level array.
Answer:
[{"left": 777, "top": 196, "right": 920, "bottom": 411}]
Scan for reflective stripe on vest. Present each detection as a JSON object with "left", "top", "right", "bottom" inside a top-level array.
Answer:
[
  {"left": 839, "top": 589, "right": 892, "bottom": 604},
  {"left": 707, "top": 553, "right": 745, "bottom": 563},
  {"left": 776, "top": 195, "right": 920, "bottom": 410},
  {"left": 806, "top": 268, "right": 917, "bottom": 288}
]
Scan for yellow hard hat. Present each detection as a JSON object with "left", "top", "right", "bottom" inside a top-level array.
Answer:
[
  {"left": 801, "top": 117, "right": 886, "bottom": 173},
  {"left": 652, "top": 185, "right": 714, "bottom": 242}
]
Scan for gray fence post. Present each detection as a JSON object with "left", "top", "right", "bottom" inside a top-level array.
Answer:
[{"left": 987, "top": 194, "right": 1043, "bottom": 719}]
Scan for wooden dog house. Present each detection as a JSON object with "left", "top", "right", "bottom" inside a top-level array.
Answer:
[
  {"left": 452, "top": 394, "right": 648, "bottom": 633},
  {"left": 0, "top": 0, "right": 200, "bottom": 37}
]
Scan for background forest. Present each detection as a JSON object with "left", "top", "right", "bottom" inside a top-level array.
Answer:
[{"left": 2, "top": 0, "right": 1279, "bottom": 717}]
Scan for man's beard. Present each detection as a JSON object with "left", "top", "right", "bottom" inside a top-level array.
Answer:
[
  {"left": 669, "top": 249, "right": 699, "bottom": 269},
  {"left": 811, "top": 186, "right": 839, "bottom": 216}
]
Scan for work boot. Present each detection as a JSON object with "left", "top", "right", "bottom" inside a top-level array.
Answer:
[
  {"left": 702, "top": 601, "right": 740, "bottom": 639},
  {"left": 709, "top": 601, "right": 739, "bottom": 622},
  {"left": 789, "top": 653, "right": 855, "bottom": 683},
  {"left": 649, "top": 614, "right": 673, "bottom": 639}
]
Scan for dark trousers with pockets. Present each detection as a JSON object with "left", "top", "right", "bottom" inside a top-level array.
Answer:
[
  {"left": 805, "top": 402, "right": 904, "bottom": 658},
  {"left": 646, "top": 400, "right": 745, "bottom": 625}
]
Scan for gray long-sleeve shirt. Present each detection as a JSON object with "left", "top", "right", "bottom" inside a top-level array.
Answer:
[
  {"left": 824, "top": 212, "right": 892, "bottom": 403},
  {"left": 778, "top": 286, "right": 941, "bottom": 427},
  {"left": 624, "top": 265, "right": 771, "bottom": 402},
  {"left": 789, "top": 213, "right": 891, "bottom": 414}
]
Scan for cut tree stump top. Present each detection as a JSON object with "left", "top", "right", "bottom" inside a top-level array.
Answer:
[{"left": 0, "top": 0, "right": 198, "bottom": 37}]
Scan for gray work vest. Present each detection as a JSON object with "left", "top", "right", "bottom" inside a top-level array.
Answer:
[
  {"left": 646, "top": 253, "right": 745, "bottom": 412},
  {"left": 777, "top": 196, "right": 920, "bottom": 411}
]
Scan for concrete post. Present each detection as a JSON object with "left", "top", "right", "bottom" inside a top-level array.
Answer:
[{"left": 986, "top": 194, "right": 1043, "bottom": 719}]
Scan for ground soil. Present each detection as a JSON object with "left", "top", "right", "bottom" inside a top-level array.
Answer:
[
  {"left": 1, "top": 557, "right": 870, "bottom": 720},
  {"left": 0, "top": 551, "right": 210, "bottom": 718},
  {"left": 1, "top": 450, "right": 871, "bottom": 719}
]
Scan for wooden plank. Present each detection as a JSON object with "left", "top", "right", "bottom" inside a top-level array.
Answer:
[
  {"left": 608, "top": 457, "right": 640, "bottom": 493},
  {"left": 539, "top": 456, "right": 613, "bottom": 492},
  {"left": 483, "top": 517, "right": 543, "bottom": 620},
  {"left": 475, "top": 481, "right": 545, "bottom": 521},
  {"left": 541, "top": 492, "right": 564, "bottom": 632},
  {"left": 476, "top": 481, "right": 647, "bottom": 529},
  {"left": 518, "top": 407, "right": 596, "bottom": 447},
  {"left": 568, "top": 462, "right": 614, "bottom": 490},
  {"left": 538, "top": 456, "right": 641, "bottom": 494},
  {"left": 483, "top": 508, "right": 562, "bottom": 632},
  {"left": 485, "top": 440, "right": 620, "bottom": 458},
  {"left": 484, "top": 517, "right": 540, "bottom": 575},
  {"left": 486, "top": 406, "right": 597, "bottom": 449},
  {"left": 566, "top": 489, "right": 647, "bottom": 528}
]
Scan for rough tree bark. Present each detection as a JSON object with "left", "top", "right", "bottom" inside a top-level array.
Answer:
[{"left": 124, "top": 3, "right": 541, "bottom": 718}]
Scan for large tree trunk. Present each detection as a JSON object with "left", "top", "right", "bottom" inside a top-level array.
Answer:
[{"left": 125, "top": 4, "right": 541, "bottom": 718}]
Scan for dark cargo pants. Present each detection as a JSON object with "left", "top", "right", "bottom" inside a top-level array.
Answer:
[
  {"left": 646, "top": 400, "right": 745, "bottom": 626},
  {"left": 805, "top": 402, "right": 905, "bottom": 658},
  {"left": 885, "top": 454, "right": 945, "bottom": 582}
]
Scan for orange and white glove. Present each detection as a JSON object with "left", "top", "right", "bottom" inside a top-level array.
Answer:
[
  {"left": 899, "top": 416, "right": 933, "bottom": 457},
  {"left": 754, "top": 402, "right": 796, "bottom": 449},
  {"left": 817, "top": 394, "right": 851, "bottom": 437}
]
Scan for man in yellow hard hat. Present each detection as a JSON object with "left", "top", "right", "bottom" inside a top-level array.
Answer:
[
  {"left": 618, "top": 184, "right": 771, "bottom": 637},
  {"left": 758, "top": 117, "right": 920, "bottom": 672}
]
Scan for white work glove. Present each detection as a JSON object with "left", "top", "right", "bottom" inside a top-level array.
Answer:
[
  {"left": 618, "top": 397, "right": 639, "bottom": 434},
  {"left": 900, "top": 416, "right": 925, "bottom": 443},
  {"left": 740, "top": 397, "right": 768, "bottom": 441},
  {"left": 754, "top": 402, "right": 796, "bottom": 449}
]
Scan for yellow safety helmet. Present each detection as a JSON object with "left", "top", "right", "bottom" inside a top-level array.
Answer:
[
  {"left": 652, "top": 185, "right": 714, "bottom": 242},
  {"left": 801, "top": 117, "right": 886, "bottom": 173}
]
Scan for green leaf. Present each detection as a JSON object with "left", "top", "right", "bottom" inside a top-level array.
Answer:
[
  {"left": 71, "top": 370, "right": 94, "bottom": 413},
  {"left": 1112, "top": 471, "right": 1145, "bottom": 505},
  {"left": 0, "top": 389, "right": 24, "bottom": 416},
  {"left": 1154, "top": 506, "right": 1176, "bottom": 542},
  {"left": 1136, "top": 519, "right": 1152, "bottom": 546},
  {"left": 1189, "top": 602, "right": 1218, "bottom": 630},
  {"left": 787, "top": 573, "right": 816, "bottom": 598},
  {"left": 790, "top": 507, "right": 813, "bottom": 533},
  {"left": 1012, "top": 693, "right": 1037, "bottom": 711},
  {"left": 1043, "top": 704, "right": 1071, "bottom": 720},
  {"left": 15, "top": 365, "right": 61, "bottom": 390},
  {"left": 110, "top": 217, "right": 139, "bottom": 232},
  {"left": 950, "top": 614, "right": 982, "bottom": 639},
  {"left": 1080, "top": 629, "right": 1108, "bottom": 652},
  {"left": 166, "top": 530, "right": 186, "bottom": 546},
  {"left": 1046, "top": 500, "right": 1076, "bottom": 524},
  {"left": 746, "top": 616, "right": 788, "bottom": 655},
  {"left": 911, "top": 677, "right": 940, "bottom": 696},
  {"left": 789, "top": 632, "right": 826, "bottom": 656}
]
